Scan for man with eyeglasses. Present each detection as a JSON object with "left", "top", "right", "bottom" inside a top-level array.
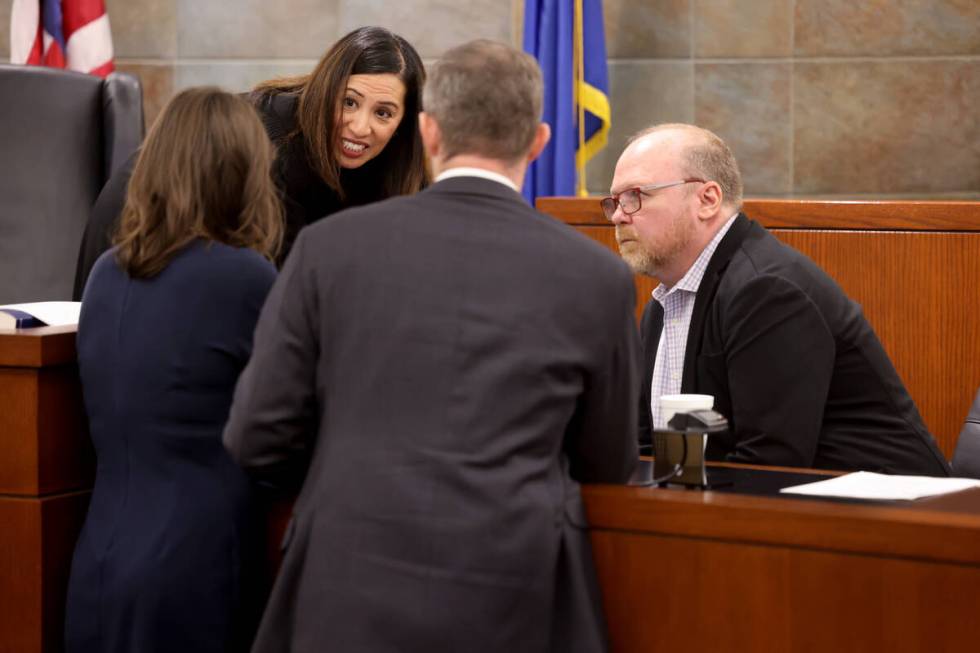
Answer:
[{"left": 605, "top": 123, "right": 949, "bottom": 476}]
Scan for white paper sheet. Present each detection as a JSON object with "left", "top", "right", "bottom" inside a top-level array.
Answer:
[
  {"left": 0, "top": 301, "right": 81, "bottom": 326},
  {"left": 779, "top": 471, "right": 980, "bottom": 501}
]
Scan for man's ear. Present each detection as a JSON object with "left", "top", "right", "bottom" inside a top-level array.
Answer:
[
  {"left": 697, "top": 180, "right": 724, "bottom": 219},
  {"left": 418, "top": 112, "right": 441, "bottom": 159},
  {"left": 525, "top": 122, "right": 551, "bottom": 164}
]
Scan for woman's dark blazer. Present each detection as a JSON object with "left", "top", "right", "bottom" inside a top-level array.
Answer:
[{"left": 64, "top": 241, "right": 276, "bottom": 653}]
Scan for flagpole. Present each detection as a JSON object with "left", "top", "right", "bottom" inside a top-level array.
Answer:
[{"left": 574, "top": 0, "right": 588, "bottom": 197}]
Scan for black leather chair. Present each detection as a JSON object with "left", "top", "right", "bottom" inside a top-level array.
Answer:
[
  {"left": 952, "top": 387, "right": 980, "bottom": 478},
  {"left": 0, "top": 64, "right": 143, "bottom": 304}
]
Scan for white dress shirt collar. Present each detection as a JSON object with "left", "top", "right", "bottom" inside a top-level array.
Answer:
[{"left": 435, "top": 167, "right": 521, "bottom": 193}]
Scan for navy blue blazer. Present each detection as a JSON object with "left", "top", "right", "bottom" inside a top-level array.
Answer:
[
  {"left": 65, "top": 241, "right": 276, "bottom": 652},
  {"left": 639, "top": 214, "right": 950, "bottom": 476}
]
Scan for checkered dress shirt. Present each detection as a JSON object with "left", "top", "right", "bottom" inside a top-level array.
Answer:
[{"left": 650, "top": 214, "right": 738, "bottom": 427}]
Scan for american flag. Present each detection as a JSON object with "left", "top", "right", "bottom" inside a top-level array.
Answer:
[{"left": 10, "top": 0, "right": 114, "bottom": 78}]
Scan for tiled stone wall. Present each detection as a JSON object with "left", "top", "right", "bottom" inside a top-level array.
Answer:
[
  {"left": 2, "top": 0, "right": 977, "bottom": 198},
  {"left": 592, "top": 0, "right": 980, "bottom": 198},
  {"left": 104, "top": 0, "right": 515, "bottom": 131}
]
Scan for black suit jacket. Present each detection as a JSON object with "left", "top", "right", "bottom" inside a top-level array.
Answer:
[
  {"left": 639, "top": 214, "right": 950, "bottom": 476},
  {"left": 223, "top": 176, "right": 640, "bottom": 652}
]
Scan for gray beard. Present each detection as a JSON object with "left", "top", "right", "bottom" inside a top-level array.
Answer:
[{"left": 621, "top": 248, "right": 663, "bottom": 278}]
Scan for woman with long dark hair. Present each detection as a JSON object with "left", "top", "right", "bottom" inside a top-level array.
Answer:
[
  {"left": 64, "top": 87, "right": 283, "bottom": 653},
  {"left": 74, "top": 26, "right": 427, "bottom": 291},
  {"left": 250, "top": 25, "right": 428, "bottom": 252}
]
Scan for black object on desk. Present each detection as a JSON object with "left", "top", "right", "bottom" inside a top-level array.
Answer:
[
  {"left": 650, "top": 409, "right": 729, "bottom": 488},
  {"left": 705, "top": 466, "right": 829, "bottom": 496}
]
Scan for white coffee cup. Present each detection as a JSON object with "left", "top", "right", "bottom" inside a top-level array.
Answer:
[{"left": 658, "top": 394, "right": 714, "bottom": 428}]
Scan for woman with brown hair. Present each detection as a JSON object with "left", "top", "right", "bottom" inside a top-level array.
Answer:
[
  {"left": 74, "top": 26, "right": 428, "bottom": 293},
  {"left": 251, "top": 25, "right": 427, "bottom": 251},
  {"left": 64, "top": 87, "right": 283, "bottom": 653}
]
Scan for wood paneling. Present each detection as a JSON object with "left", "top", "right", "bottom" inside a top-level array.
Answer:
[
  {"left": 0, "top": 368, "right": 42, "bottom": 494},
  {"left": 583, "top": 481, "right": 980, "bottom": 652},
  {"left": 590, "top": 529, "right": 980, "bottom": 653},
  {"left": 0, "top": 366, "right": 92, "bottom": 496},
  {"left": 0, "top": 497, "right": 41, "bottom": 653},
  {"left": 0, "top": 330, "right": 92, "bottom": 653},
  {"left": 747, "top": 199, "right": 980, "bottom": 231},
  {"left": 541, "top": 199, "right": 980, "bottom": 457},
  {"left": 0, "top": 492, "right": 89, "bottom": 653}
]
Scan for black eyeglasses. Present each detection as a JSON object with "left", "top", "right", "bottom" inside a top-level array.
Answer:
[{"left": 600, "top": 178, "right": 705, "bottom": 220}]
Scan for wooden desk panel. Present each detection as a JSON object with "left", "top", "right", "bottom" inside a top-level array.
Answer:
[
  {"left": 744, "top": 199, "right": 980, "bottom": 231},
  {"left": 591, "top": 529, "right": 980, "bottom": 653},
  {"left": 0, "top": 496, "right": 40, "bottom": 653},
  {"left": 584, "top": 482, "right": 980, "bottom": 652},
  {"left": 0, "top": 366, "right": 92, "bottom": 496},
  {"left": 0, "top": 492, "right": 89, "bottom": 653},
  {"left": 0, "top": 329, "right": 92, "bottom": 653}
]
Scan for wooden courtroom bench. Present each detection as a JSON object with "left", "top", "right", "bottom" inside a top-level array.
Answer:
[{"left": 537, "top": 198, "right": 980, "bottom": 459}]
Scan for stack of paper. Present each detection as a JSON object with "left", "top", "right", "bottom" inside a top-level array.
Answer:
[
  {"left": 0, "top": 301, "right": 81, "bottom": 328},
  {"left": 780, "top": 471, "right": 980, "bottom": 501}
]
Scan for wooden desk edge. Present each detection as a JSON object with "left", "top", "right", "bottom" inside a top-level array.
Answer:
[
  {"left": 582, "top": 483, "right": 980, "bottom": 567},
  {"left": 0, "top": 326, "right": 78, "bottom": 367}
]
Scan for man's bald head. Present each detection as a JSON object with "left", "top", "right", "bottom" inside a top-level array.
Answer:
[{"left": 625, "top": 124, "right": 743, "bottom": 211}]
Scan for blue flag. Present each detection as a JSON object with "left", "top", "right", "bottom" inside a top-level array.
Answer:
[{"left": 523, "top": 0, "right": 611, "bottom": 204}]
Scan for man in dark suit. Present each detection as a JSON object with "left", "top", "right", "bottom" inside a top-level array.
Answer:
[
  {"left": 223, "top": 40, "right": 639, "bottom": 652},
  {"left": 605, "top": 123, "right": 949, "bottom": 476}
]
